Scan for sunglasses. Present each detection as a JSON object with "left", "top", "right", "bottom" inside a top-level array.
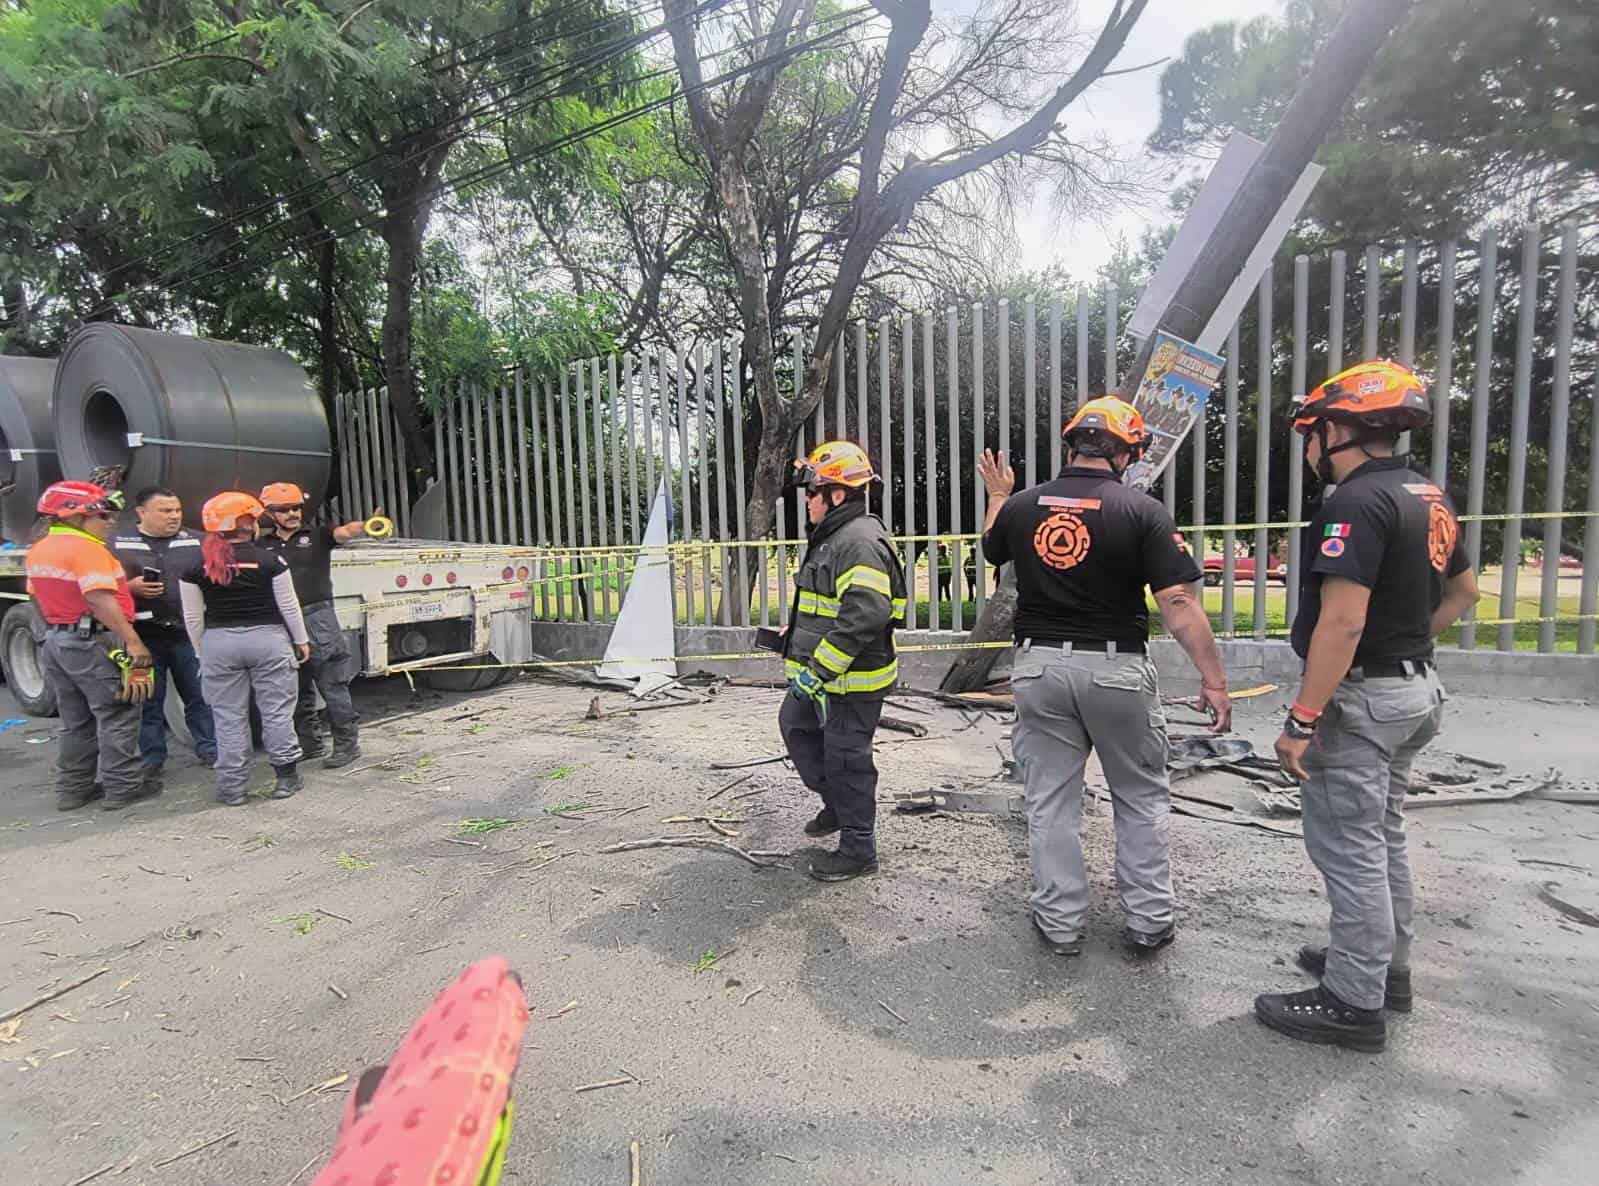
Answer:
[{"left": 267, "top": 505, "right": 303, "bottom": 514}]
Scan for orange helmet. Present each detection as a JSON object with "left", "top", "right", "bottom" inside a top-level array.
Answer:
[
  {"left": 792, "top": 440, "right": 876, "bottom": 490},
  {"left": 1063, "top": 397, "right": 1151, "bottom": 458},
  {"left": 1294, "top": 360, "right": 1430, "bottom": 434},
  {"left": 202, "top": 491, "right": 265, "bottom": 533},
  {"left": 37, "top": 480, "right": 124, "bottom": 517},
  {"left": 260, "top": 482, "right": 307, "bottom": 508}
]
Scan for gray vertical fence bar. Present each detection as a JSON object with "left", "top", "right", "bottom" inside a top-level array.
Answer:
[
  {"left": 472, "top": 384, "right": 490, "bottom": 544},
  {"left": 998, "top": 299, "right": 1010, "bottom": 459},
  {"left": 624, "top": 354, "right": 639, "bottom": 545},
  {"left": 1049, "top": 298, "right": 1062, "bottom": 476},
  {"left": 901, "top": 314, "right": 916, "bottom": 630},
  {"left": 495, "top": 382, "right": 513, "bottom": 543},
  {"left": 430, "top": 395, "right": 444, "bottom": 533},
  {"left": 1363, "top": 244, "right": 1381, "bottom": 360},
  {"left": 487, "top": 385, "right": 506, "bottom": 544},
  {"left": 1328, "top": 249, "right": 1346, "bottom": 373},
  {"left": 515, "top": 370, "right": 532, "bottom": 546},
  {"left": 677, "top": 345, "right": 694, "bottom": 622},
  {"left": 529, "top": 373, "right": 548, "bottom": 547},
  {"left": 608, "top": 355, "right": 623, "bottom": 551},
  {"left": 393, "top": 394, "right": 410, "bottom": 534},
  {"left": 856, "top": 320, "right": 869, "bottom": 457},
  {"left": 1430, "top": 240, "right": 1457, "bottom": 485},
  {"left": 834, "top": 334, "right": 847, "bottom": 438},
  {"left": 1024, "top": 296, "right": 1037, "bottom": 488},
  {"left": 922, "top": 312, "right": 937, "bottom": 626},
  {"left": 1075, "top": 285, "right": 1089, "bottom": 408},
  {"left": 878, "top": 317, "right": 893, "bottom": 534},
  {"left": 1163, "top": 440, "right": 1178, "bottom": 519},
  {"left": 1498, "top": 228, "right": 1539, "bottom": 651},
  {"left": 375, "top": 388, "right": 396, "bottom": 522},
  {"left": 460, "top": 385, "right": 477, "bottom": 545},
  {"left": 444, "top": 388, "right": 462, "bottom": 540},
  {"left": 665, "top": 344, "right": 682, "bottom": 624},
  {"left": 696, "top": 345, "right": 712, "bottom": 625},
  {"left": 562, "top": 369, "right": 584, "bottom": 618},
  {"left": 731, "top": 340, "right": 750, "bottom": 626},
  {"left": 443, "top": 390, "right": 459, "bottom": 538},
  {"left": 1253, "top": 271, "right": 1272, "bottom": 639},
  {"left": 355, "top": 388, "right": 375, "bottom": 526},
  {"left": 1190, "top": 390, "right": 1206, "bottom": 569},
  {"left": 576, "top": 365, "right": 593, "bottom": 562},
  {"left": 544, "top": 380, "right": 564, "bottom": 617},
  {"left": 1287, "top": 256, "right": 1308, "bottom": 627},
  {"left": 1580, "top": 369, "right": 1598, "bottom": 655},
  {"left": 1222, "top": 326, "right": 1240, "bottom": 634},
  {"left": 1460, "top": 231, "right": 1496, "bottom": 649},
  {"left": 972, "top": 301, "right": 986, "bottom": 617},
  {"left": 332, "top": 393, "right": 348, "bottom": 520},
  {"left": 593, "top": 358, "right": 611, "bottom": 620},
  {"left": 1104, "top": 280, "right": 1118, "bottom": 390},
  {"left": 1538, "top": 222, "right": 1576, "bottom": 652},
  {"left": 947, "top": 305, "right": 962, "bottom": 633},
  {"left": 713, "top": 342, "right": 731, "bottom": 626},
  {"left": 1398, "top": 239, "right": 1418, "bottom": 451},
  {"left": 642, "top": 352, "right": 656, "bottom": 519}
]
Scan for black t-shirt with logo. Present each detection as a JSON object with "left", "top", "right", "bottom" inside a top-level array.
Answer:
[
  {"left": 260, "top": 525, "right": 337, "bottom": 606},
  {"left": 982, "top": 466, "right": 1201, "bottom": 645},
  {"left": 112, "top": 528, "right": 203, "bottom": 636},
  {"left": 179, "top": 542, "right": 291, "bottom": 629},
  {"left": 1291, "top": 457, "right": 1471, "bottom": 665}
]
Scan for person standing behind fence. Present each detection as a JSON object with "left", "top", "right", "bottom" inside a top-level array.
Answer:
[
  {"left": 180, "top": 493, "right": 311, "bottom": 807},
  {"left": 979, "top": 397, "right": 1231, "bottom": 958},
  {"left": 1254, "top": 361, "right": 1478, "bottom": 1054},
  {"left": 258, "top": 484, "right": 372, "bottom": 769},
  {"left": 112, "top": 487, "right": 216, "bottom": 783},
  {"left": 25, "top": 481, "right": 158, "bottom": 811}
]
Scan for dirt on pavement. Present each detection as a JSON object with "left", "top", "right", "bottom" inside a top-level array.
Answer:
[{"left": 1, "top": 673, "right": 1596, "bottom": 1186}]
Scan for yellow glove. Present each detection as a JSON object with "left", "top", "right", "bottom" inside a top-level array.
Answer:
[{"left": 107, "top": 648, "right": 157, "bottom": 704}]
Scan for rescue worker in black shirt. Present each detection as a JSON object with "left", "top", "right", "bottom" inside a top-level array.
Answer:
[
  {"left": 258, "top": 483, "right": 373, "bottom": 769},
  {"left": 780, "top": 440, "right": 905, "bottom": 883},
  {"left": 1255, "top": 361, "right": 1478, "bottom": 1054},
  {"left": 112, "top": 487, "right": 216, "bottom": 782},
  {"left": 979, "top": 396, "right": 1231, "bottom": 956}
]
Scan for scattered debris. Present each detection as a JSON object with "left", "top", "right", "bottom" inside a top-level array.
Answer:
[
  {"left": 706, "top": 772, "right": 754, "bottom": 801},
  {"left": 1518, "top": 858, "right": 1590, "bottom": 874},
  {"left": 1170, "top": 789, "right": 1235, "bottom": 812},
  {"left": 630, "top": 1139, "right": 641, "bottom": 1186},
  {"left": 491, "top": 851, "right": 573, "bottom": 875},
  {"left": 586, "top": 695, "right": 707, "bottom": 720},
  {"left": 0, "top": 1018, "right": 21, "bottom": 1043},
  {"left": 314, "top": 908, "right": 354, "bottom": 924},
  {"left": 693, "top": 947, "right": 735, "bottom": 973},
  {"left": 1170, "top": 803, "right": 1301, "bottom": 838},
  {"left": 152, "top": 1129, "right": 238, "bottom": 1169},
  {"left": 334, "top": 852, "right": 374, "bottom": 871},
  {"left": 1538, "top": 882, "right": 1599, "bottom": 928},
  {"left": 878, "top": 714, "right": 929, "bottom": 738},
  {"left": 65, "top": 1162, "right": 117, "bottom": 1186},
  {"left": 40, "top": 908, "right": 82, "bottom": 924},
  {"left": 598, "top": 837, "right": 791, "bottom": 868},
  {"left": 456, "top": 818, "right": 526, "bottom": 835},
  {"left": 575, "top": 1076, "right": 633, "bottom": 1094},
  {"left": 740, "top": 985, "right": 766, "bottom": 1006},
  {"left": 551, "top": 1001, "right": 579, "bottom": 1018},
  {"left": 0, "top": 965, "right": 109, "bottom": 1024},
  {"left": 894, "top": 788, "right": 1022, "bottom": 817},
  {"left": 327, "top": 984, "right": 348, "bottom": 1001},
  {"left": 442, "top": 837, "right": 485, "bottom": 849},
  {"left": 710, "top": 754, "right": 789, "bottom": 770},
  {"left": 284, "top": 1073, "right": 349, "bottom": 1104},
  {"left": 283, "top": 1153, "right": 320, "bottom": 1186},
  {"left": 877, "top": 1000, "right": 908, "bottom": 1024}
]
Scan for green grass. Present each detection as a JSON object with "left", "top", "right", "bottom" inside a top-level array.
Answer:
[
  {"left": 276, "top": 912, "right": 318, "bottom": 936},
  {"left": 456, "top": 817, "right": 526, "bottom": 835},
  {"left": 335, "top": 852, "right": 374, "bottom": 872}
]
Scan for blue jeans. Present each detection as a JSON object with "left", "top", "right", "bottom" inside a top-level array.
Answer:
[{"left": 139, "top": 630, "right": 217, "bottom": 768}]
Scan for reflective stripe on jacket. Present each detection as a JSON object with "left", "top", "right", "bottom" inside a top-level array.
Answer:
[{"left": 783, "top": 509, "right": 904, "bottom": 696}]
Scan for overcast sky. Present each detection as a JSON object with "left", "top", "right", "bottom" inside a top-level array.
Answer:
[{"left": 998, "top": 0, "right": 1284, "bottom": 278}]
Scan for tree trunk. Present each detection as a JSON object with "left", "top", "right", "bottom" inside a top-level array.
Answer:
[{"left": 316, "top": 231, "right": 339, "bottom": 434}]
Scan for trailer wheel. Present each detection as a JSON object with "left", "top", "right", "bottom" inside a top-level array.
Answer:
[
  {"left": 414, "top": 660, "right": 513, "bottom": 693},
  {"left": 1, "top": 601, "right": 58, "bottom": 717}
]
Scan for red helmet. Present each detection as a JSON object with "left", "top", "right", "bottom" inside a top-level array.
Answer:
[
  {"left": 202, "top": 491, "right": 265, "bottom": 533},
  {"left": 37, "top": 480, "right": 123, "bottom": 517}
]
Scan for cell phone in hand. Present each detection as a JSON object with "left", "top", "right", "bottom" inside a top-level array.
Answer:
[
  {"left": 754, "top": 627, "right": 785, "bottom": 653},
  {"left": 142, "top": 567, "right": 162, "bottom": 583}
]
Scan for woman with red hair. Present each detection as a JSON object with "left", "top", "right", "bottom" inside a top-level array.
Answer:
[{"left": 178, "top": 492, "right": 310, "bottom": 806}]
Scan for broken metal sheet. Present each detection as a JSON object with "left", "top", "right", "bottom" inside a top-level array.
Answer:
[{"left": 894, "top": 788, "right": 1024, "bottom": 817}]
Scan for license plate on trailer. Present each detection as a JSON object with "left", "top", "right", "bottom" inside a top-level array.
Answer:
[{"left": 409, "top": 600, "right": 451, "bottom": 620}]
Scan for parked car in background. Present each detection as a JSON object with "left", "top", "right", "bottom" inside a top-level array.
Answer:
[{"left": 1202, "top": 554, "right": 1288, "bottom": 586}]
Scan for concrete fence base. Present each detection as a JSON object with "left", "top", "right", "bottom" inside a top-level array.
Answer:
[{"left": 526, "top": 622, "right": 1599, "bottom": 702}]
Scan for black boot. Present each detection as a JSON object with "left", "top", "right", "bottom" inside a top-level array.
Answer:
[
  {"left": 1254, "top": 984, "right": 1386, "bottom": 1053},
  {"left": 56, "top": 783, "right": 105, "bottom": 812},
  {"left": 803, "top": 807, "right": 839, "bottom": 837},
  {"left": 297, "top": 730, "right": 326, "bottom": 759},
  {"left": 1124, "top": 922, "right": 1176, "bottom": 955},
  {"left": 104, "top": 774, "right": 162, "bottom": 811},
  {"left": 272, "top": 762, "right": 304, "bottom": 799},
  {"left": 808, "top": 848, "right": 878, "bottom": 882},
  {"left": 1297, "top": 945, "right": 1413, "bottom": 1012},
  {"left": 1033, "top": 914, "right": 1083, "bottom": 956},
  {"left": 323, "top": 723, "right": 360, "bottom": 770}
]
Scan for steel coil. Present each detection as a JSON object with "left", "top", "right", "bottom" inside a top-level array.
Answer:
[
  {"left": 0, "top": 355, "right": 62, "bottom": 544},
  {"left": 52, "top": 324, "right": 330, "bottom": 526}
]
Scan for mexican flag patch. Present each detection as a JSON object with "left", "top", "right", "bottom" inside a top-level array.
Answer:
[{"left": 1324, "top": 523, "right": 1351, "bottom": 538}]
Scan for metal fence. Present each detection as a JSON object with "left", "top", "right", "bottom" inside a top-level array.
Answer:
[{"left": 335, "top": 221, "right": 1599, "bottom": 655}]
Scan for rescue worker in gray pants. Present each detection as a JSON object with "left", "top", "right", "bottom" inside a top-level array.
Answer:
[
  {"left": 25, "top": 481, "right": 159, "bottom": 811},
  {"left": 180, "top": 492, "right": 311, "bottom": 806},
  {"left": 1256, "top": 362, "right": 1478, "bottom": 1053},
  {"left": 779, "top": 440, "right": 905, "bottom": 883},
  {"left": 259, "top": 482, "right": 373, "bottom": 768},
  {"left": 979, "top": 397, "right": 1231, "bottom": 956}
]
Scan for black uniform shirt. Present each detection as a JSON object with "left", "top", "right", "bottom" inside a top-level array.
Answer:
[
  {"left": 260, "top": 525, "right": 337, "bottom": 606},
  {"left": 180, "top": 543, "right": 291, "bottom": 629},
  {"left": 1290, "top": 457, "right": 1470, "bottom": 665},
  {"left": 982, "top": 466, "right": 1200, "bottom": 645},
  {"left": 112, "top": 528, "right": 203, "bottom": 634}
]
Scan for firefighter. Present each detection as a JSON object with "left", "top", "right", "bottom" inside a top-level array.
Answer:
[
  {"left": 112, "top": 487, "right": 216, "bottom": 781},
  {"left": 1255, "top": 361, "right": 1478, "bottom": 1053},
  {"left": 979, "top": 397, "right": 1232, "bottom": 956},
  {"left": 24, "top": 481, "right": 158, "bottom": 811},
  {"left": 258, "top": 484, "right": 372, "bottom": 769},
  {"left": 779, "top": 440, "right": 905, "bottom": 882},
  {"left": 179, "top": 492, "right": 311, "bottom": 806}
]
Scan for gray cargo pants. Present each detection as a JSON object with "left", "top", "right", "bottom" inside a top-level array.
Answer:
[
  {"left": 295, "top": 601, "right": 357, "bottom": 746},
  {"left": 200, "top": 626, "right": 302, "bottom": 799},
  {"left": 39, "top": 632, "right": 143, "bottom": 804},
  {"left": 1301, "top": 666, "right": 1445, "bottom": 1010},
  {"left": 1011, "top": 644, "right": 1173, "bottom": 942}
]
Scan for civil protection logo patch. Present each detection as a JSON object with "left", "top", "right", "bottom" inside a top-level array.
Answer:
[{"left": 1321, "top": 537, "right": 1346, "bottom": 558}]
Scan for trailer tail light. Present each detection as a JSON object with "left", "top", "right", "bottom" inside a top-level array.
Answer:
[
  {"left": 422, "top": 573, "right": 434, "bottom": 586},
  {"left": 502, "top": 566, "right": 514, "bottom": 581},
  {"left": 446, "top": 571, "right": 458, "bottom": 585},
  {"left": 516, "top": 566, "right": 529, "bottom": 579},
  {"left": 395, "top": 574, "right": 408, "bottom": 588}
]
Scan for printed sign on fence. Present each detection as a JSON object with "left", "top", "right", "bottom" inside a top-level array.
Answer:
[{"left": 1123, "top": 331, "right": 1225, "bottom": 491}]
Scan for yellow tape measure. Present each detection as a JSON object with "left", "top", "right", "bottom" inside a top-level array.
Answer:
[{"left": 364, "top": 515, "right": 395, "bottom": 540}]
